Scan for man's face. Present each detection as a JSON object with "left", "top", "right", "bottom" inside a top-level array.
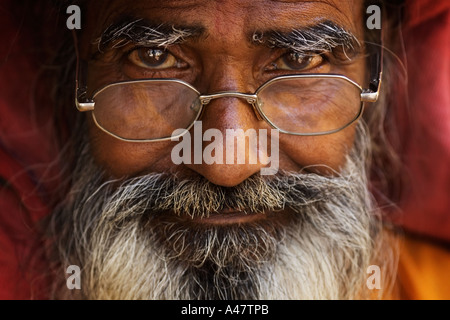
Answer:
[
  {"left": 53, "top": 0, "right": 381, "bottom": 300},
  {"left": 82, "top": 0, "right": 366, "bottom": 184}
]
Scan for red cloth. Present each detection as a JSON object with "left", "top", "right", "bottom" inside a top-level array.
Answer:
[
  {"left": 0, "top": 0, "right": 58, "bottom": 299},
  {"left": 395, "top": 0, "right": 450, "bottom": 242},
  {"left": 0, "top": 0, "right": 449, "bottom": 299}
]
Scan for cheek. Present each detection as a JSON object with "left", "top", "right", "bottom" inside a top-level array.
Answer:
[
  {"left": 279, "top": 124, "right": 357, "bottom": 174},
  {"left": 86, "top": 115, "right": 175, "bottom": 177}
]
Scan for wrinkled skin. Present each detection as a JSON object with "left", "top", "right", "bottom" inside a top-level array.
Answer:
[{"left": 80, "top": 0, "right": 366, "bottom": 189}]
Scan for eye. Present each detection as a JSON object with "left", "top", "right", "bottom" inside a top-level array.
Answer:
[
  {"left": 270, "top": 52, "right": 324, "bottom": 71},
  {"left": 128, "top": 48, "right": 182, "bottom": 69}
]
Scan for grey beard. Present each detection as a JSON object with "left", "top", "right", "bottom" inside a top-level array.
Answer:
[{"left": 47, "top": 124, "right": 383, "bottom": 300}]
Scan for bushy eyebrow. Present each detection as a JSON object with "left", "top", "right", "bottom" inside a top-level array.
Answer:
[
  {"left": 96, "top": 18, "right": 360, "bottom": 60},
  {"left": 252, "top": 21, "right": 362, "bottom": 57},
  {"left": 96, "top": 17, "right": 205, "bottom": 52}
]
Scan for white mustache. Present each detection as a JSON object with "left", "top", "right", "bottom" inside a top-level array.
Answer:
[{"left": 85, "top": 165, "right": 360, "bottom": 222}]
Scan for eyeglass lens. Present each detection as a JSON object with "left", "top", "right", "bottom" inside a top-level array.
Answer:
[
  {"left": 93, "top": 81, "right": 201, "bottom": 140},
  {"left": 257, "top": 77, "right": 361, "bottom": 134}
]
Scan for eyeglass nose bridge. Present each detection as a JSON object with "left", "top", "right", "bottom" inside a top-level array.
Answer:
[{"left": 198, "top": 92, "right": 263, "bottom": 121}]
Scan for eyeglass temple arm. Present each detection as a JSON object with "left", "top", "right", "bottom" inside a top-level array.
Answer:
[
  {"left": 73, "top": 30, "right": 95, "bottom": 112},
  {"left": 361, "top": 7, "right": 384, "bottom": 103},
  {"left": 360, "top": 53, "right": 382, "bottom": 103}
]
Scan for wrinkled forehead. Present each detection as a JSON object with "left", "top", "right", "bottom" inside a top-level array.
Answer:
[{"left": 83, "top": 0, "right": 365, "bottom": 41}]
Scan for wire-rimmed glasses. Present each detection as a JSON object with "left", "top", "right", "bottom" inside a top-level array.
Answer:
[{"left": 76, "top": 74, "right": 381, "bottom": 142}]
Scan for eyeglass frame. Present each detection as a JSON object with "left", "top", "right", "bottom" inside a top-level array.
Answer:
[{"left": 74, "top": 28, "right": 383, "bottom": 143}]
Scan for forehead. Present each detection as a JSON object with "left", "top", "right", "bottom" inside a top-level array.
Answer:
[{"left": 86, "top": 0, "right": 365, "bottom": 38}]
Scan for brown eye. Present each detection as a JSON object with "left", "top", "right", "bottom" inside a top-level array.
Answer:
[
  {"left": 273, "top": 52, "right": 324, "bottom": 71},
  {"left": 128, "top": 48, "right": 179, "bottom": 69}
]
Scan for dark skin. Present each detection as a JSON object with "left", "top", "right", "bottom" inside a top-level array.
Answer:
[{"left": 78, "top": 0, "right": 366, "bottom": 224}]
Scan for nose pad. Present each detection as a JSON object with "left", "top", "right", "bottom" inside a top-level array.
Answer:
[
  {"left": 252, "top": 99, "right": 264, "bottom": 121},
  {"left": 190, "top": 98, "right": 202, "bottom": 114}
]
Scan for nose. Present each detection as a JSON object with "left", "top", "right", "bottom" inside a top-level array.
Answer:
[{"left": 183, "top": 91, "right": 274, "bottom": 187}]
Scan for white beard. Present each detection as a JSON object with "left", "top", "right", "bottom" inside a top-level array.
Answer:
[{"left": 48, "top": 124, "right": 389, "bottom": 300}]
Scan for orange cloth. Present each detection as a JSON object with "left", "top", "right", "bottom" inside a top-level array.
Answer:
[{"left": 392, "top": 233, "right": 450, "bottom": 299}]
